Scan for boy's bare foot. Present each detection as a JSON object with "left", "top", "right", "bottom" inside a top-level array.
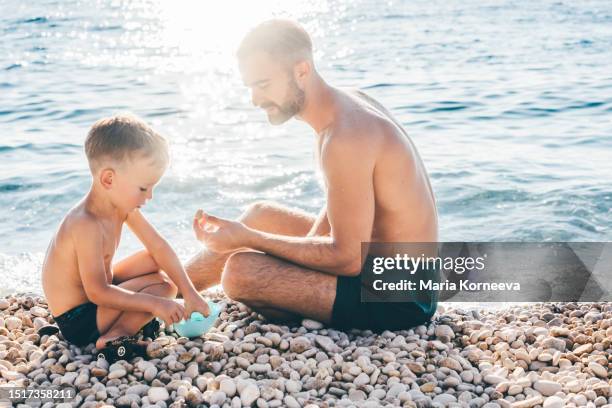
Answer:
[{"left": 96, "top": 333, "right": 134, "bottom": 350}]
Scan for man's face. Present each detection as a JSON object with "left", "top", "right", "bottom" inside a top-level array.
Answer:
[{"left": 239, "top": 51, "right": 305, "bottom": 125}]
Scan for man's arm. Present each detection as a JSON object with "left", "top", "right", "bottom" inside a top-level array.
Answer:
[
  {"left": 307, "top": 206, "right": 330, "bottom": 237},
  {"left": 72, "top": 217, "right": 161, "bottom": 312},
  {"left": 125, "top": 210, "right": 199, "bottom": 297},
  {"left": 243, "top": 132, "right": 376, "bottom": 276}
]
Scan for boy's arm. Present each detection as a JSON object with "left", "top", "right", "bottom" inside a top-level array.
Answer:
[
  {"left": 125, "top": 210, "right": 200, "bottom": 299},
  {"left": 72, "top": 217, "right": 162, "bottom": 312}
]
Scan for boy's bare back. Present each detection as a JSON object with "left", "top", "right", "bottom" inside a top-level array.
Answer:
[{"left": 42, "top": 201, "right": 120, "bottom": 317}]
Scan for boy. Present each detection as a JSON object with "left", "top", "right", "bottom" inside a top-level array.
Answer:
[{"left": 42, "top": 114, "right": 210, "bottom": 360}]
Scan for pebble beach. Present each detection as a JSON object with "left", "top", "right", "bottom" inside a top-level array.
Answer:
[{"left": 0, "top": 294, "right": 610, "bottom": 408}]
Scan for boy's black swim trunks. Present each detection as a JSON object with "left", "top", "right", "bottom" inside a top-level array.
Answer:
[{"left": 53, "top": 302, "right": 100, "bottom": 346}]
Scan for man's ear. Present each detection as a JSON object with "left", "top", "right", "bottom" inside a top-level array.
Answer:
[
  {"left": 99, "top": 168, "right": 115, "bottom": 190},
  {"left": 293, "top": 60, "right": 311, "bottom": 89}
]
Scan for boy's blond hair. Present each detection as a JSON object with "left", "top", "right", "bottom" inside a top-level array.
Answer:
[{"left": 84, "top": 114, "right": 169, "bottom": 171}]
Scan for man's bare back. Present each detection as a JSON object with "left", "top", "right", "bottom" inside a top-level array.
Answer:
[{"left": 321, "top": 88, "right": 438, "bottom": 245}]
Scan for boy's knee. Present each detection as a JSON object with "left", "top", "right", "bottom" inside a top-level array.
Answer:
[
  {"left": 157, "top": 272, "right": 178, "bottom": 298},
  {"left": 166, "top": 282, "right": 178, "bottom": 298},
  {"left": 163, "top": 280, "right": 179, "bottom": 298}
]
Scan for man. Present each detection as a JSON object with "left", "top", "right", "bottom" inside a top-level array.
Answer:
[{"left": 186, "top": 19, "right": 438, "bottom": 331}]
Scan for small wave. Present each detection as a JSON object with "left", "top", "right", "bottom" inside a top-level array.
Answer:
[
  {"left": 90, "top": 25, "right": 123, "bottom": 32},
  {"left": 502, "top": 107, "right": 559, "bottom": 118},
  {"left": 146, "top": 108, "right": 185, "bottom": 118},
  {"left": 7, "top": 108, "right": 62, "bottom": 122},
  {"left": 19, "top": 16, "right": 49, "bottom": 24},
  {"left": 419, "top": 101, "right": 483, "bottom": 114},
  {"left": 564, "top": 39, "right": 594, "bottom": 48},
  {"left": 567, "top": 137, "right": 612, "bottom": 147},
  {"left": 465, "top": 54, "right": 500, "bottom": 63},
  {"left": 0, "top": 142, "right": 81, "bottom": 153},
  {"left": 0, "top": 142, "right": 34, "bottom": 152},
  {"left": 383, "top": 14, "right": 411, "bottom": 20},
  {"left": 430, "top": 170, "right": 474, "bottom": 179},
  {"left": 5, "top": 63, "right": 23, "bottom": 71},
  {"left": 566, "top": 217, "right": 599, "bottom": 234},
  {"left": 0, "top": 177, "right": 46, "bottom": 193},
  {"left": 427, "top": 105, "right": 469, "bottom": 113},
  {"left": 566, "top": 101, "right": 606, "bottom": 110},
  {"left": 469, "top": 115, "right": 497, "bottom": 121},
  {"left": 1, "top": 106, "right": 46, "bottom": 120},
  {"left": 59, "top": 108, "right": 102, "bottom": 120},
  {"left": 363, "top": 82, "right": 404, "bottom": 89}
]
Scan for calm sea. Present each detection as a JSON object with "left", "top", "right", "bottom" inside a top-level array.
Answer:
[{"left": 1, "top": 0, "right": 611, "bottom": 297}]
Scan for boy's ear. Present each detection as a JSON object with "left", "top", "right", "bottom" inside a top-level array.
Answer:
[{"left": 99, "top": 168, "right": 115, "bottom": 189}]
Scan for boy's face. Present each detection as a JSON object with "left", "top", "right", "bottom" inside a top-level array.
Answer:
[{"left": 108, "top": 155, "right": 165, "bottom": 213}]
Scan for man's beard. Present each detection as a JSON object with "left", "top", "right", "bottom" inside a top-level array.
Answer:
[{"left": 264, "top": 79, "right": 305, "bottom": 125}]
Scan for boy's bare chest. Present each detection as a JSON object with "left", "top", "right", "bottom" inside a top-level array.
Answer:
[{"left": 100, "top": 221, "right": 123, "bottom": 277}]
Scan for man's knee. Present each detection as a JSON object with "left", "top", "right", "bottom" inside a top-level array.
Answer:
[
  {"left": 221, "top": 252, "right": 261, "bottom": 300},
  {"left": 240, "top": 200, "right": 278, "bottom": 227}
]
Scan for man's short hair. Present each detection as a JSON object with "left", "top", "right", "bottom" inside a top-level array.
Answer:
[
  {"left": 84, "top": 114, "right": 169, "bottom": 171},
  {"left": 237, "top": 19, "right": 313, "bottom": 65}
]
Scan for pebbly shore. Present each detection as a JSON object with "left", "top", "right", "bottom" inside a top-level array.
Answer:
[{"left": 0, "top": 294, "right": 610, "bottom": 408}]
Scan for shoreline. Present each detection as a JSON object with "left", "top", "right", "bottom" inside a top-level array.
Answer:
[{"left": 0, "top": 294, "right": 610, "bottom": 408}]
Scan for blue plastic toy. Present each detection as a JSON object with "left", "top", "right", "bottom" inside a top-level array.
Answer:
[{"left": 173, "top": 302, "right": 221, "bottom": 338}]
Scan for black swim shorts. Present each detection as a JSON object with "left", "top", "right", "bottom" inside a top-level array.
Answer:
[
  {"left": 331, "top": 256, "right": 437, "bottom": 332},
  {"left": 53, "top": 302, "right": 100, "bottom": 346}
]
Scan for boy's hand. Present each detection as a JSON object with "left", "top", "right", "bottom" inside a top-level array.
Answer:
[
  {"left": 184, "top": 291, "right": 211, "bottom": 318},
  {"left": 193, "top": 209, "right": 250, "bottom": 253},
  {"left": 152, "top": 298, "right": 185, "bottom": 327}
]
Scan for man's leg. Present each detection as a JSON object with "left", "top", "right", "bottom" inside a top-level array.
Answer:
[
  {"left": 221, "top": 252, "right": 337, "bottom": 324},
  {"left": 185, "top": 201, "right": 318, "bottom": 293}
]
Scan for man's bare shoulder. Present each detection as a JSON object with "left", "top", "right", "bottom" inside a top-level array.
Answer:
[
  {"left": 323, "top": 89, "right": 400, "bottom": 155},
  {"left": 321, "top": 120, "right": 381, "bottom": 171}
]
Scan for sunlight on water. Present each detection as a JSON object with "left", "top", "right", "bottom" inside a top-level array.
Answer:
[
  {"left": 1, "top": 0, "right": 611, "bottom": 297},
  {"left": 156, "top": 0, "right": 326, "bottom": 60}
]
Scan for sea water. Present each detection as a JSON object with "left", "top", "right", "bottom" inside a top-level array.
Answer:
[{"left": 1, "top": 0, "right": 611, "bottom": 298}]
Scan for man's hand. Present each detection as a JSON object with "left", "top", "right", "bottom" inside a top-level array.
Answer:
[
  {"left": 183, "top": 290, "right": 211, "bottom": 318},
  {"left": 152, "top": 298, "right": 185, "bottom": 327},
  {"left": 193, "top": 209, "right": 250, "bottom": 253}
]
